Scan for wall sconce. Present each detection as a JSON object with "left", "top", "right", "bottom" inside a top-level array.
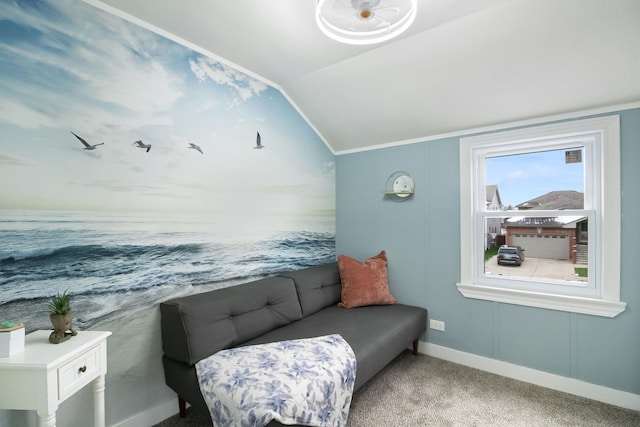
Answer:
[{"left": 383, "top": 171, "right": 415, "bottom": 202}]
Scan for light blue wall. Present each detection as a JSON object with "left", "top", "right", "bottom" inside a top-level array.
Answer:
[{"left": 336, "top": 107, "right": 640, "bottom": 395}]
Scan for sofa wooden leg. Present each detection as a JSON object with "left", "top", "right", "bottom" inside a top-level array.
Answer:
[
  {"left": 412, "top": 339, "right": 419, "bottom": 355},
  {"left": 179, "top": 397, "right": 187, "bottom": 418}
]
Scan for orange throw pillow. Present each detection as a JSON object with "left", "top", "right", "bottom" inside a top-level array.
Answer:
[{"left": 337, "top": 250, "right": 398, "bottom": 308}]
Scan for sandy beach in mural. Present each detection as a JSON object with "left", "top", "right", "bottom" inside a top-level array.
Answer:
[{"left": 98, "top": 305, "right": 178, "bottom": 418}]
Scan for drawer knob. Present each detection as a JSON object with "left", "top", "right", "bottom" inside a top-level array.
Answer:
[{"left": 78, "top": 365, "right": 87, "bottom": 373}]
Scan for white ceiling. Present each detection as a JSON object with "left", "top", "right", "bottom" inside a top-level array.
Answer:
[{"left": 94, "top": 0, "right": 640, "bottom": 153}]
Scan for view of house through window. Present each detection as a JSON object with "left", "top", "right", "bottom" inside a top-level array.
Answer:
[{"left": 482, "top": 147, "right": 588, "bottom": 286}]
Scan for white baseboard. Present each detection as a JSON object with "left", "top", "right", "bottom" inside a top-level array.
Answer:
[
  {"left": 418, "top": 341, "right": 640, "bottom": 412},
  {"left": 110, "top": 398, "right": 179, "bottom": 427}
]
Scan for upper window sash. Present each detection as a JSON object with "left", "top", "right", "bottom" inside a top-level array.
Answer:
[{"left": 474, "top": 137, "right": 596, "bottom": 212}]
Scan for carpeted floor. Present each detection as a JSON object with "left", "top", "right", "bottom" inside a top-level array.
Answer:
[{"left": 154, "top": 351, "right": 640, "bottom": 426}]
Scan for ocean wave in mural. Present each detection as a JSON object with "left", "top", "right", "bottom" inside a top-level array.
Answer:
[{"left": 0, "top": 209, "right": 335, "bottom": 333}]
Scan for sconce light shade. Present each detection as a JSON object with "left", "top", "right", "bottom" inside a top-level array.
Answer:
[{"left": 316, "top": 0, "right": 417, "bottom": 45}]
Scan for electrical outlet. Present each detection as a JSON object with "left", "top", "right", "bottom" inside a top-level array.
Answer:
[{"left": 429, "top": 319, "right": 445, "bottom": 331}]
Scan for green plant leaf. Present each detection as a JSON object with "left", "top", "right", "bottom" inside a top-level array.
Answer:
[{"left": 48, "top": 290, "right": 72, "bottom": 315}]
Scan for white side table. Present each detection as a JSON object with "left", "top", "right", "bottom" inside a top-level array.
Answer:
[{"left": 0, "top": 330, "right": 111, "bottom": 427}]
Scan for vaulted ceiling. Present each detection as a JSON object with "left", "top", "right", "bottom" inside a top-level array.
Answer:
[{"left": 95, "top": 0, "right": 640, "bottom": 153}]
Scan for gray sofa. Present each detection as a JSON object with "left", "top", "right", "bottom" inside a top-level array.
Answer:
[{"left": 160, "top": 262, "right": 427, "bottom": 425}]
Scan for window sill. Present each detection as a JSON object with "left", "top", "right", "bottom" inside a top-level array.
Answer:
[{"left": 456, "top": 283, "right": 626, "bottom": 318}]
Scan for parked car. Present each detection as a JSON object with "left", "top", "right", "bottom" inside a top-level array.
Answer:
[{"left": 497, "top": 245, "right": 525, "bottom": 266}]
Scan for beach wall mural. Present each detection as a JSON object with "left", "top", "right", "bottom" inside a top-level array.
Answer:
[{"left": 0, "top": 1, "right": 335, "bottom": 425}]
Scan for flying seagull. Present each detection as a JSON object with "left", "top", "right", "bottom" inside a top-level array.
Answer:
[
  {"left": 254, "top": 131, "right": 264, "bottom": 149},
  {"left": 71, "top": 131, "right": 104, "bottom": 150},
  {"left": 132, "top": 140, "right": 151, "bottom": 152},
  {"left": 188, "top": 143, "right": 203, "bottom": 154}
]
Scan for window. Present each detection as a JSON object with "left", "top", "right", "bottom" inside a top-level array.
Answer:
[{"left": 457, "top": 115, "right": 626, "bottom": 317}]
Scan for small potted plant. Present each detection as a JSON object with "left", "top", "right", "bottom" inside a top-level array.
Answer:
[{"left": 48, "top": 290, "right": 77, "bottom": 344}]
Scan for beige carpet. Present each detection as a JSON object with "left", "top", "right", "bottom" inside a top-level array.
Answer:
[{"left": 155, "top": 351, "right": 640, "bottom": 426}]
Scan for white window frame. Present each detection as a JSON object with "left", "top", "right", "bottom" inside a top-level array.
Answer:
[{"left": 457, "top": 115, "right": 626, "bottom": 317}]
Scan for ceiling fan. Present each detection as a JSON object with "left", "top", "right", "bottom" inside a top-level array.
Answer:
[{"left": 316, "top": 0, "right": 417, "bottom": 45}]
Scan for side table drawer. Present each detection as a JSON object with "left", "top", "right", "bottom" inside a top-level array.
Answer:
[{"left": 58, "top": 344, "right": 100, "bottom": 400}]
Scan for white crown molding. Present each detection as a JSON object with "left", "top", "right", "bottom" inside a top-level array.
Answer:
[{"left": 336, "top": 101, "right": 640, "bottom": 155}]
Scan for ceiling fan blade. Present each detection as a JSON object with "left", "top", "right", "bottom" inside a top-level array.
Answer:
[
  {"left": 330, "top": 0, "right": 358, "bottom": 17},
  {"left": 374, "top": 6, "right": 401, "bottom": 17}
]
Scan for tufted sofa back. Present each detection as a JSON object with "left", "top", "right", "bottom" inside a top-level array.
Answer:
[
  {"left": 160, "top": 276, "right": 303, "bottom": 365},
  {"left": 280, "top": 262, "right": 341, "bottom": 316}
]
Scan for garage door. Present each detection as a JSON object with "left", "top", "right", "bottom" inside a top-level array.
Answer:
[{"left": 511, "top": 234, "right": 569, "bottom": 260}]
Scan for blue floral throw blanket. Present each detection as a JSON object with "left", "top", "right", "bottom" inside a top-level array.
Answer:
[{"left": 195, "top": 334, "right": 357, "bottom": 427}]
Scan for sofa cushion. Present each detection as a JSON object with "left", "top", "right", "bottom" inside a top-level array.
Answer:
[
  {"left": 337, "top": 251, "right": 398, "bottom": 308},
  {"left": 160, "top": 277, "right": 302, "bottom": 365},
  {"left": 243, "top": 304, "right": 427, "bottom": 391},
  {"left": 279, "top": 262, "right": 341, "bottom": 316}
]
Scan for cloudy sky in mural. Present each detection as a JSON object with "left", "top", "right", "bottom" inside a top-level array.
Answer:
[{"left": 0, "top": 0, "right": 334, "bottom": 227}]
